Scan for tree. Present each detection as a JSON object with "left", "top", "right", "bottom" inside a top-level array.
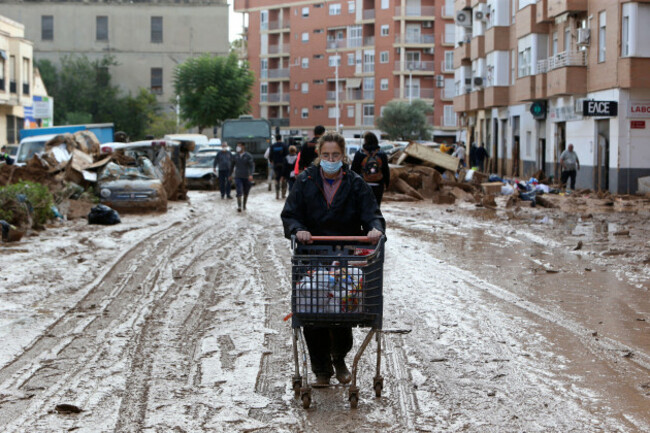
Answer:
[
  {"left": 375, "top": 100, "right": 433, "bottom": 141},
  {"left": 174, "top": 53, "right": 255, "bottom": 133}
]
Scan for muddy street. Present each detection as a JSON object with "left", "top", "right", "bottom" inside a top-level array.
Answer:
[{"left": 0, "top": 190, "right": 648, "bottom": 432}]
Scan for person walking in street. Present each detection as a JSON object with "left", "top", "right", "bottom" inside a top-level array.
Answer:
[
  {"left": 229, "top": 142, "right": 255, "bottom": 212},
  {"left": 282, "top": 145, "right": 298, "bottom": 194},
  {"left": 452, "top": 142, "right": 466, "bottom": 167},
  {"left": 559, "top": 143, "right": 580, "bottom": 192},
  {"left": 351, "top": 132, "right": 390, "bottom": 208},
  {"left": 281, "top": 131, "right": 385, "bottom": 386},
  {"left": 297, "top": 125, "right": 325, "bottom": 172},
  {"left": 475, "top": 143, "right": 489, "bottom": 172},
  {"left": 469, "top": 142, "right": 478, "bottom": 168},
  {"left": 213, "top": 142, "right": 233, "bottom": 199},
  {"left": 269, "top": 135, "right": 288, "bottom": 199}
]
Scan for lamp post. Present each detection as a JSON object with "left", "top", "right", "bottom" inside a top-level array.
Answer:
[
  {"left": 335, "top": 50, "right": 340, "bottom": 132},
  {"left": 408, "top": 62, "right": 413, "bottom": 104}
]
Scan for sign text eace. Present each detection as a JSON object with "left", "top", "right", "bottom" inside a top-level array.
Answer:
[{"left": 582, "top": 100, "right": 618, "bottom": 117}]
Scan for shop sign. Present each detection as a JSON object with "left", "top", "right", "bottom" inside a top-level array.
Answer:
[
  {"left": 631, "top": 120, "right": 646, "bottom": 129},
  {"left": 530, "top": 101, "right": 547, "bottom": 119},
  {"left": 549, "top": 105, "right": 582, "bottom": 122},
  {"left": 628, "top": 100, "right": 650, "bottom": 118},
  {"left": 582, "top": 100, "right": 618, "bottom": 117}
]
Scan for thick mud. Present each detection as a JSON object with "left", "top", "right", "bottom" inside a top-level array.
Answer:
[{"left": 0, "top": 189, "right": 648, "bottom": 432}]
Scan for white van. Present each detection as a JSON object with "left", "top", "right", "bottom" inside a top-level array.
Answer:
[{"left": 15, "top": 134, "right": 58, "bottom": 165}]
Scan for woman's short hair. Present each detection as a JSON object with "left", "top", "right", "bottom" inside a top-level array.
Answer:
[
  {"left": 288, "top": 145, "right": 297, "bottom": 154},
  {"left": 316, "top": 131, "right": 347, "bottom": 164}
]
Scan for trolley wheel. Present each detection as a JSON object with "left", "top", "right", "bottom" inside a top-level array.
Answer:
[
  {"left": 349, "top": 389, "right": 359, "bottom": 409},
  {"left": 373, "top": 376, "right": 384, "bottom": 398},
  {"left": 292, "top": 375, "right": 302, "bottom": 397},
  {"left": 301, "top": 394, "right": 311, "bottom": 409}
]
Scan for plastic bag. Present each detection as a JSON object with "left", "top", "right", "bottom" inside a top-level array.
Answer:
[{"left": 88, "top": 204, "right": 121, "bottom": 225}]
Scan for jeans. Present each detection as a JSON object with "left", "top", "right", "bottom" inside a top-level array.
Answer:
[
  {"left": 218, "top": 171, "right": 231, "bottom": 197},
  {"left": 303, "top": 327, "right": 353, "bottom": 377},
  {"left": 235, "top": 178, "right": 252, "bottom": 197},
  {"left": 561, "top": 169, "right": 577, "bottom": 190}
]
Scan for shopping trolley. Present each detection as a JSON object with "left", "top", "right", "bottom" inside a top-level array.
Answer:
[{"left": 290, "top": 235, "right": 385, "bottom": 409}]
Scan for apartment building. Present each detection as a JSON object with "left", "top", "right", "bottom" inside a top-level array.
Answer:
[
  {"left": 453, "top": 0, "right": 650, "bottom": 194},
  {"left": 0, "top": 0, "right": 229, "bottom": 106},
  {"left": 234, "top": 0, "right": 459, "bottom": 141},
  {"left": 1, "top": 14, "right": 49, "bottom": 146}
]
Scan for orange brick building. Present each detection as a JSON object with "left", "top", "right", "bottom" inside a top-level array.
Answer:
[{"left": 234, "top": 0, "right": 459, "bottom": 141}]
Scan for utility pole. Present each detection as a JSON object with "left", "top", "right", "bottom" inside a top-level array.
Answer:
[
  {"left": 335, "top": 50, "right": 340, "bottom": 132},
  {"left": 408, "top": 63, "right": 413, "bottom": 104}
]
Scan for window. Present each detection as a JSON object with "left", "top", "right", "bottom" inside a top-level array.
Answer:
[
  {"left": 380, "top": 78, "right": 388, "bottom": 90},
  {"left": 314, "top": 79, "right": 324, "bottom": 84},
  {"left": 348, "top": 53, "right": 355, "bottom": 65},
  {"left": 150, "top": 68, "right": 163, "bottom": 94},
  {"left": 443, "top": 105, "right": 457, "bottom": 127},
  {"left": 347, "top": 105, "right": 354, "bottom": 118},
  {"left": 348, "top": 1, "right": 355, "bottom": 13},
  {"left": 9, "top": 55, "right": 16, "bottom": 93},
  {"left": 0, "top": 58, "right": 4, "bottom": 88},
  {"left": 41, "top": 15, "right": 53, "bottom": 41},
  {"left": 260, "top": 84, "right": 268, "bottom": 102},
  {"left": 302, "top": 32, "right": 309, "bottom": 43},
  {"left": 552, "top": 32, "right": 558, "bottom": 56},
  {"left": 301, "top": 82, "right": 309, "bottom": 93},
  {"left": 444, "top": 24, "right": 455, "bottom": 45},
  {"left": 151, "top": 17, "right": 163, "bottom": 43},
  {"left": 622, "top": 15, "right": 629, "bottom": 57},
  {"left": 380, "top": 51, "right": 389, "bottom": 63},
  {"left": 329, "top": 55, "right": 341, "bottom": 67},
  {"left": 598, "top": 11, "right": 606, "bottom": 62},
  {"left": 314, "top": 105, "right": 324, "bottom": 110},
  {"left": 301, "top": 108, "right": 309, "bottom": 118},
  {"left": 518, "top": 47, "right": 531, "bottom": 77},
  {"left": 7, "top": 115, "right": 17, "bottom": 144},
  {"left": 564, "top": 27, "right": 571, "bottom": 52},
  {"left": 314, "top": 3, "right": 324, "bottom": 8},
  {"left": 329, "top": 3, "right": 341, "bottom": 15},
  {"left": 363, "top": 50, "right": 374, "bottom": 73},
  {"left": 381, "top": 0, "right": 389, "bottom": 10},
  {"left": 302, "top": 7, "right": 309, "bottom": 17},
  {"left": 96, "top": 16, "right": 108, "bottom": 41},
  {"left": 444, "top": 0, "right": 454, "bottom": 17},
  {"left": 314, "top": 28, "right": 324, "bottom": 34},
  {"left": 302, "top": 58, "right": 309, "bottom": 68},
  {"left": 381, "top": 25, "right": 389, "bottom": 36},
  {"left": 444, "top": 78, "right": 454, "bottom": 99},
  {"left": 348, "top": 25, "right": 363, "bottom": 47},
  {"left": 444, "top": 51, "right": 454, "bottom": 71},
  {"left": 328, "top": 107, "right": 339, "bottom": 118},
  {"left": 363, "top": 104, "right": 374, "bottom": 126},
  {"left": 314, "top": 54, "right": 324, "bottom": 59},
  {"left": 260, "top": 11, "right": 268, "bottom": 30},
  {"left": 405, "top": 78, "right": 420, "bottom": 98},
  {"left": 511, "top": 49, "right": 515, "bottom": 85}
]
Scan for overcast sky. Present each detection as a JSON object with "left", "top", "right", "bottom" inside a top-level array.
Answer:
[{"left": 229, "top": 3, "right": 244, "bottom": 42}]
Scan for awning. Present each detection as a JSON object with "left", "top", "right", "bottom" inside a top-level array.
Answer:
[{"left": 346, "top": 78, "right": 362, "bottom": 88}]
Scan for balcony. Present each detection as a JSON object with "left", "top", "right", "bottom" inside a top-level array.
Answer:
[
  {"left": 327, "top": 39, "right": 348, "bottom": 49},
  {"left": 267, "top": 20, "right": 290, "bottom": 31},
  {"left": 267, "top": 44, "right": 290, "bottom": 55},
  {"left": 362, "top": 115, "right": 375, "bottom": 126},
  {"left": 326, "top": 91, "right": 345, "bottom": 101},
  {"left": 266, "top": 68, "right": 290, "bottom": 80},
  {"left": 395, "top": 34, "right": 435, "bottom": 45},
  {"left": 269, "top": 118, "right": 290, "bottom": 127},
  {"left": 484, "top": 26, "right": 509, "bottom": 53},
  {"left": 484, "top": 86, "right": 509, "bottom": 108},
  {"left": 362, "top": 9, "right": 375, "bottom": 20},
  {"left": 618, "top": 58, "right": 650, "bottom": 89},
  {"left": 469, "top": 90, "right": 484, "bottom": 111},
  {"left": 536, "top": 0, "right": 550, "bottom": 23},
  {"left": 453, "top": 92, "right": 470, "bottom": 113},
  {"left": 363, "top": 36, "right": 375, "bottom": 47},
  {"left": 394, "top": 88, "right": 435, "bottom": 100},
  {"left": 515, "top": 3, "right": 548, "bottom": 38},
  {"left": 394, "top": 61, "right": 435, "bottom": 74},
  {"left": 514, "top": 75, "right": 535, "bottom": 102},
  {"left": 265, "top": 93, "right": 290, "bottom": 103},
  {"left": 394, "top": 6, "right": 436, "bottom": 18},
  {"left": 470, "top": 35, "right": 485, "bottom": 60},
  {"left": 547, "top": 0, "right": 588, "bottom": 19},
  {"left": 535, "top": 73, "right": 546, "bottom": 99},
  {"left": 347, "top": 89, "right": 363, "bottom": 100},
  {"left": 454, "top": 43, "right": 471, "bottom": 68},
  {"left": 547, "top": 66, "right": 586, "bottom": 96}
]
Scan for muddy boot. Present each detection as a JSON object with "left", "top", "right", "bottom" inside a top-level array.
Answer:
[
  {"left": 281, "top": 181, "right": 287, "bottom": 199},
  {"left": 275, "top": 183, "right": 280, "bottom": 200},
  {"left": 236, "top": 196, "right": 242, "bottom": 212},
  {"left": 243, "top": 194, "right": 248, "bottom": 211},
  {"left": 333, "top": 359, "right": 351, "bottom": 384}
]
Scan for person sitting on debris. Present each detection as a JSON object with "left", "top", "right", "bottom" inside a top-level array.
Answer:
[
  {"left": 452, "top": 142, "right": 466, "bottom": 168},
  {"left": 229, "top": 142, "right": 255, "bottom": 212},
  {"left": 351, "top": 132, "right": 390, "bottom": 208},
  {"left": 214, "top": 142, "right": 233, "bottom": 199},
  {"left": 0, "top": 146, "right": 14, "bottom": 166},
  {"left": 559, "top": 143, "right": 580, "bottom": 192},
  {"left": 282, "top": 145, "right": 299, "bottom": 193},
  {"left": 281, "top": 131, "right": 385, "bottom": 386}
]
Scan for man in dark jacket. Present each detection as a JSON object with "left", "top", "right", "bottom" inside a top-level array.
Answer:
[
  {"left": 213, "top": 142, "right": 233, "bottom": 199},
  {"left": 269, "top": 135, "right": 288, "bottom": 199},
  {"left": 351, "top": 132, "right": 390, "bottom": 208},
  {"left": 297, "top": 125, "right": 325, "bottom": 172},
  {"left": 475, "top": 142, "right": 489, "bottom": 172},
  {"left": 230, "top": 142, "right": 255, "bottom": 212}
]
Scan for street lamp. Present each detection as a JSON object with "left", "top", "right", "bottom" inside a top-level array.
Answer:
[
  {"left": 334, "top": 49, "right": 340, "bottom": 132},
  {"left": 408, "top": 62, "right": 413, "bottom": 104}
]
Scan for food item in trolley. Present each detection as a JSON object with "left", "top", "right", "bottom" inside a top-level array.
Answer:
[{"left": 295, "top": 265, "right": 364, "bottom": 314}]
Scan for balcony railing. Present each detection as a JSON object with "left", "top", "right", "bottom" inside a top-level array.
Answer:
[
  {"left": 394, "top": 61, "right": 435, "bottom": 72},
  {"left": 267, "top": 20, "right": 290, "bottom": 31},
  {"left": 363, "top": 63, "right": 374, "bottom": 73},
  {"left": 327, "top": 39, "right": 347, "bottom": 49},
  {"left": 395, "top": 34, "right": 435, "bottom": 44},
  {"left": 546, "top": 50, "right": 587, "bottom": 70},
  {"left": 395, "top": 6, "right": 436, "bottom": 16},
  {"left": 266, "top": 93, "right": 290, "bottom": 103},
  {"left": 363, "top": 115, "right": 375, "bottom": 126},
  {"left": 268, "top": 44, "right": 290, "bottom": 54},
  {"left": 363, "top": 36, "right": 375, "bottom": 46},
  {"left": 327, "top": 91, "right": 345, "bottom": 100},
  {"left": 363, "top": 9, "right": 375, "bottom": 20},
  {"left": 267, "top": 68, "right": 290, "bottom": 79},
  {"left": 363, "top": 90, "right": 375, "bottom": 100},
  {"left": 347, "top": 89, "right": 363, "bottom": 100},
  {"left": 395, "top": 88, "right": 435, "bottom": 99},
  {"left": 269, "top": 118, "right": 290, "bottom": 127}
]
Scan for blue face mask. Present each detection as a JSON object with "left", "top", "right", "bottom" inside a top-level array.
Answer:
[{"left": 320, "top": 160, "right": 342, "bottom": 174}]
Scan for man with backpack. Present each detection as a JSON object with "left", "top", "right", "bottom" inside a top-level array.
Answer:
[
  {"left": 351, "top": 132, "right": 390, "bottom": 208},
  {"left": 268, "top": 135, "right": 288, "bottom": 199},
  {"left": 297, "top": 125, "right": 325, "bottom": 172}
]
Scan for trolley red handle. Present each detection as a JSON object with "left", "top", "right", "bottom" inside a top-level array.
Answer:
[{"left": 310, "top": 236, "right": 372, "bottom": 242}]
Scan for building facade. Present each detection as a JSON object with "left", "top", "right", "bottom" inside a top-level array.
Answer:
[
  {"left": 0, "top": 0, "right": 230, "bottom": 107},
  {"left": 453, "top": 0, "right": 650, "bottom": 194},
  {"left": 234, "top": 0, "right": 459, "bottom": 141},
  {"left": 1, "top": 14, "right": 49, "bottom": 147}
]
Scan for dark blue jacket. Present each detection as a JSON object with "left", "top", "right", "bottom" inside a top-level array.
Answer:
[{"left": 269, "top": 142, "right": 288, "bottom": 165}]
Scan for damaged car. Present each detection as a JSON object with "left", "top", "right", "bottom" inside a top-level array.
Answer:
[{"left": 185, "top": 152, "right": 218, "bottom": 190}]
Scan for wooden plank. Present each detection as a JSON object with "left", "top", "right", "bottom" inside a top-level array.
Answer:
[{"left": 403, "top": 142, "right": 460, "bottom": 172}]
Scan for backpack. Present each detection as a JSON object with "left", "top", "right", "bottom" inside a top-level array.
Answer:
[{"left": 361, "top": 150, "right": 383, "bottom": 183}]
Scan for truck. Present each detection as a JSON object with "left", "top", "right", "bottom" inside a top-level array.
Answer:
[
  {"left": 16, "top": 123, "right": 114, "bottom": 165},
  {"left": 221, "top": 116, "right": 271, "bottom": 174}
]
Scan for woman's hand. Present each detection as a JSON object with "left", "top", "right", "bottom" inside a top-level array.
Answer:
[
  {"left": 367, "top": 228, "right": 383, "bottom": 244},
  {"left": 296, "top": 230, "right": 312, "bottom": 244}
]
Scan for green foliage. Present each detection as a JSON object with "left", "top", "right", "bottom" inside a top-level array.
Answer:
[
  {"left": 0, "top": 181, "right": 54, "bottom": 228},
  {"left": 147, "top": 111, "right": 186, "bottom": 138},
  {"left": 35, "top": 55, "right": 160, "bottom": 140},
  {"left": 174, "top": 53, "right": 255, "bottom": 133},
  {"left": 375, "top": 100, "right": 433, "bottom": 141}
]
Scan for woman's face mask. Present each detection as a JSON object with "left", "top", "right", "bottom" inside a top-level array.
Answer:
[
  {"left": 236, "top": 146, "right": 243, "bottom": 153},
  {"left": 320, "top": 160, "right": 343, "bottom": 174}
]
